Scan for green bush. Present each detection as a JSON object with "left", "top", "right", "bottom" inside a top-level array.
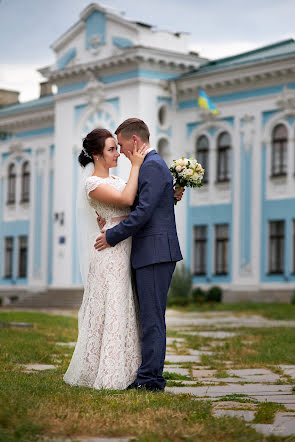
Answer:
[
  {"left": 192, "top": 287, "right": 206, "bottom": 305},
  {"left": 167, "top": 264, "right": 192, "bottom": 306},
  {"left": 291, "top": 290, "right": 295, "bottom": 305},
  {"left": 207, "top": 286, "right": 223, "bottom": 303}
]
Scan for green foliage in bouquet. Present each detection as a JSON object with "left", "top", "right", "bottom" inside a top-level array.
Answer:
[{"left": 167, "top": 263, "right": 192, "bottom": 306}]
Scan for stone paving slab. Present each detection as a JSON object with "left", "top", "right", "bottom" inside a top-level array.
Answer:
[
  {"left": 164, "top": 366, "right": 190, "bottom": 376},
  {"left": 165, "top": 354, "right": 201, "bottom": 363},
  {"left": 252, "top": 412, "right": 295, "bottom": 437},
  {"left": 279, "top": 365, "right": 295, "bottom": 379},
  {"left": 166, "top": 337, "right": 185, "bottom": 345},
  {"left": 56, "top": 342, "right": 76, "bottom": 347},
  {"left": 166, "top": 311, "right": 295, "bottom": 329},
  {"left": 192, "top": 331, "right": 238, "bottom": 339},
  {"left": 166, "top": 384, "right": 293, "bottom": 397},
  {"left": 20, "top": 364, "right": 56, "bottom": 371},
  {"left": 213, "top": 409, "right": 255, "bottom": 422},
  {"left": 250, "top": 395, "right": 295, "bottom": 405}
]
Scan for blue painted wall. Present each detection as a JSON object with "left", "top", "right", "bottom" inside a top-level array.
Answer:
[
  {"left": 85, "top": 10, "right": 106, "bottom": 49},
  {"left": 260, "top": 144, "right": 295, "bottom": 283},
  {"left": 187, "top": 194, "right": 233, "bottom": 285}
]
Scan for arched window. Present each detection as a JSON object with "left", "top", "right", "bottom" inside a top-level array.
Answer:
[
  {"left": 217, "top": 132, "right": 231, "bottom": 182},
  {"left": 7, "top": 163, "right": 16, "bottom": 204},
  {"left": 196, "top": 135, "right": 209, "bottom": 183},
  {"left": 271, "top": 124, "right": 287, "bottom": 176},
  {"left": 21, "top": 161, "right": 30, "bottom": 202},
  {"left": 157, "top": 138, "right": 170, "bottom": 165}
]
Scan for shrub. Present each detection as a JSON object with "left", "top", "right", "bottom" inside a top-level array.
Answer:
[
  {"left": 207, "top": 286, "right": 223, "bottom": 303},
  {"left": 291, "top": 290, "right": 295, "bottom": 305},
  {"left": 192, "top": 287, "right": 206, "bottom": 305},
  {"left": 167, "top": 263, "right": 192, "bottom": 306}
]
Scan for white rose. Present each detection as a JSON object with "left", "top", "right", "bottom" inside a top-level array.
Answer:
[{"left": 175, "top": 165, "right": 182, "bottom": 172}]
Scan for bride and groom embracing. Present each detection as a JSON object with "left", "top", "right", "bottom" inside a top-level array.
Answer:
[{"left": 64, "top": 118, "right": 183, "bottom": 392}]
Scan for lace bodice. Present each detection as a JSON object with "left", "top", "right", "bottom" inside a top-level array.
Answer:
[{"left": 85, "top": 175, "right": 130, "bottom": 222}]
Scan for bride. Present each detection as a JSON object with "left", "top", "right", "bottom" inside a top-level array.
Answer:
[{"left": 63, "top": 128, "right": 148, "bottom": 390}]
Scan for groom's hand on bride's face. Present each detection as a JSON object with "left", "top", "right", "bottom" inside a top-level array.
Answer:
[{"left": 94, "top": 229, "right": 111, "bottom": 251}]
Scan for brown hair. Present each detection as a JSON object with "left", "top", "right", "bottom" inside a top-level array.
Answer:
[
  {"left": 78, "top": 128, "right": 114, "bottom": 167},
  {"left": 115, "top": 118, "right": 150, "bottom": 142}
]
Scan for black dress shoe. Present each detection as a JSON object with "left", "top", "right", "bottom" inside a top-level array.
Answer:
[{"left": 127, "top": 381, "right": 164, "bottom": 392}]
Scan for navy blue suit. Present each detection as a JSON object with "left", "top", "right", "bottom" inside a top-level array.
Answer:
[{"left": 106, "top": 150, "right": 182, "bottom": 389}]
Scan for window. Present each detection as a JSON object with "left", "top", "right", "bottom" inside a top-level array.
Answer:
[
  {"left": 215, "top": 224, "right": 229, "bottom": 274},
  {"left": 193, "top": 226, "right": 207, "bottom": 275},
  {"left": 217, "top": 132, "right": 231, "bottom": 182},
  {"left": 7, "top": 163, "right": 16, "bottom": 204},
  {"left": 157, "top": 138, "right": 170, "bottom": 165},
  {"left": 271, "top": 124, "right": 287, "bottom": 176},
  {"left": 18, "top": 236, "right": 28, "bottom": 278},
  {"left": 269, "top": 221, "right": 284, "bottom": 274},
  {"left": 21, "top": 161, "right": 30, "bottom": 202},
  {"left": 196, "top": 135, "right": 209, "bottom": 183},
  {"left": 4, "top": 237, "right": 13, "bottom": 278},
  {"left": 158, "top": 105, "right": 167, "bottom": 127}
]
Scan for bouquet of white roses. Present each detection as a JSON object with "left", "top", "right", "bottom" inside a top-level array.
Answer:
[{"left": 170, "top": 157, "right": 204, "bottom": 204}]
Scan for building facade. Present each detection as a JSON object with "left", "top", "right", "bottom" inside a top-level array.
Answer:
[{"left": 0, "top": 3, "right": 294, "bottom": 301}]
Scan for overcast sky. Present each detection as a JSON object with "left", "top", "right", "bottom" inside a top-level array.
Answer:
[{"left": 1, "top": 0, "right": 295, "bottom": 102}]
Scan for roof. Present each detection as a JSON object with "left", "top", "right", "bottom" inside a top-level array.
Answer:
[
  {"left": 182, "top": 39, "right": 295, "bottom": 78},
  {"left": 0, "top": 94, "right": 54, "bottom": 117}
]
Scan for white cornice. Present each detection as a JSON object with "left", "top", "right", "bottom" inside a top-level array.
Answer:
[
  {"left": 176, "top": 54, "right": 295, "bottom": 94},
  {"left": 42, "top": 46, "right": 202, "bottom": 81},
  {"left": 0, "top": 108, "right": 54, "bottom": 131}
]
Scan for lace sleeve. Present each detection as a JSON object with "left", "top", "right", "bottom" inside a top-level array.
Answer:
[{"left": 85, "top": 176, "right": 104, "bottom": 198}]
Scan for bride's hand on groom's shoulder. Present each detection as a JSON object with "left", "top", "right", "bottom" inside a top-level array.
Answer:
[
  {"left": 94, "top": 229, "right": 111, "bottom": 251},
  {"left": 96, "top": 211, "right": 106, "bottom": 230}
]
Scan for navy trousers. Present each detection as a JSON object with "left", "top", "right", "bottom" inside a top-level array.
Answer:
[{"left": 134, "top": 261, "right": 176, "bottom": 389}]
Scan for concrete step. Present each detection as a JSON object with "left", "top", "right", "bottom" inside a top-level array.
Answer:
[{"left": 0, "top": 289, "right": 83, "bottom": 309}]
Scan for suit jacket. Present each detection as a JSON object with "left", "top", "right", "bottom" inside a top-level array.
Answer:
[{"left": 106, "top": 150, "right": 183, "bottom": 269}]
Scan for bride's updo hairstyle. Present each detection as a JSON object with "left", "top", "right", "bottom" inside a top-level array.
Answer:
[{"left": 78, "top": 128, "right": 114, "bottom": 167}]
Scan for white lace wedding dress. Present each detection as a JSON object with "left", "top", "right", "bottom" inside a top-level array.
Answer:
[{"left": 63, "top": 175, "right": 141, "bottom": 390}]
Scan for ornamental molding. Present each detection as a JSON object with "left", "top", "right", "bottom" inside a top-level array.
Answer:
[
  {"left": 40, "top": 47, "right": 201, "bottom": 82},
  {"left": 9, "top": 136, "right": 24, "bottom": 154},
  {"left": 176, "top": 55, "right": 295, "bottom": 94},
  {"left": 0, "top": 108, "right": 54, "bottom": 132},
  {"left": 276, "top": 85, "right": 295, "bottom": 111},
  {"left": 240, "top": 114, "right": 255, "bottom": 152},
  {"left": 84, "top": 71, "right": 105, "bottom": 110}
]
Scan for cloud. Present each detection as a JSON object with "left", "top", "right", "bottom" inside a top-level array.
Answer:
[
  {"left": 191, "top": 40, "right": 270, "bottom": 60},
  {"left": 0, "top": 64, "right": 46, "bottom": 102}
]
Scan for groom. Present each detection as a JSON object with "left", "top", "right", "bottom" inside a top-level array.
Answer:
[{"left": 94, "top": 118, "right": 183, "bottom": 391}]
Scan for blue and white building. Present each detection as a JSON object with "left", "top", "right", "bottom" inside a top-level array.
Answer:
[{"left": 0, "top": 3, "right": 294, "bottom": 301}]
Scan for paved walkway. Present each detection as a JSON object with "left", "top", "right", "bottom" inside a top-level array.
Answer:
[
  {"left": 14, "top": 307, "right": 295, "bottom": 438},
  {"left": 165, "top": 309, "right": 295, "bottom": 437}
]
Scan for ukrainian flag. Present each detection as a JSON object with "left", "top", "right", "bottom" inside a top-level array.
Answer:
[{"left": 198, "top": 89, "right": 219, "bottom": 115}]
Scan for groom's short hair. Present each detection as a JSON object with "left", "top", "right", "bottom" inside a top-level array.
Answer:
[{"left": 115, "top": 118, "right": 150, "bottom": 142}]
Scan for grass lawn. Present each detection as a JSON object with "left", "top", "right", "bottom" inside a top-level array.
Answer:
[
  {"left": 176, "top": 302, "right": 295, "bottom": 320},
  {"left": 0, "top": 310, "right": 294, "bottom": 441}
]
